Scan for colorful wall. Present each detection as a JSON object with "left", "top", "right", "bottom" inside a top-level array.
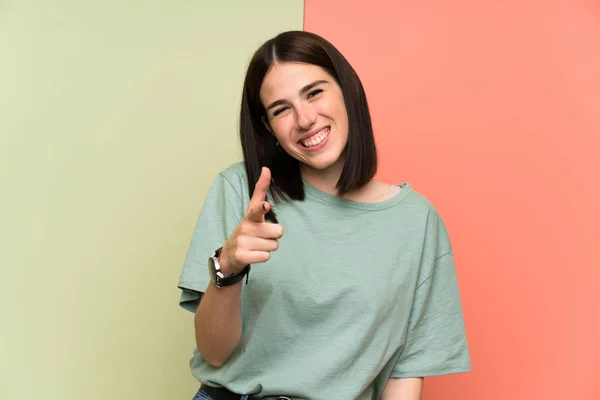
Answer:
[
  {"left": 305, "top": 1, "right": 600, "bottom": 399},
  {"left": 0, "top": 1, "right": 302, "bottom": 399},
  {"left": 1, "top": 1, "right": 598, "bottom": 399}
]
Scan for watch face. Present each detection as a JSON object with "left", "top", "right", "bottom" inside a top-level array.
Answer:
[{"left": 208, "top": 256, "right": 218, "bottom": 284}]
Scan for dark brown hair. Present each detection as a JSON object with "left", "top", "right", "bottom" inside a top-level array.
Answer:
[{"left": 240, "top": 30, "right": 377, "bottom": 221}]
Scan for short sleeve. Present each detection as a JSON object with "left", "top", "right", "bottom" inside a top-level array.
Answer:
[
  {"left": 177, "top": 172, "right": 245, "bottom": 313},
  {"left": 391, "top": 250, "right": 472, "bottom": 378}
]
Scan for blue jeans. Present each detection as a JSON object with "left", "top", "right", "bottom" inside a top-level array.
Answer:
[{"left": 192, "top": 387, "right": 250, "bottom": 400}]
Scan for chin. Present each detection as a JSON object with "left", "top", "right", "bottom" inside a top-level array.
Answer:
[{"left": 304, "top": 154, "right": 344, "bottom": 171}]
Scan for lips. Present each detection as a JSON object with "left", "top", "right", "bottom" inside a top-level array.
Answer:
[{"left": 299, "top": 127, "right": 330, "bottom": 148}]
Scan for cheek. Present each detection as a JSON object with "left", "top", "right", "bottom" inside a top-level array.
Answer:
[
  {"left": 324, "top": 95, "right": 348, "bottom": 126},
  {"left": 270, "top": 119, "right": 292, "bottom": 143},
  {"left": 332, "top": 103, "right": 349, "bottom": 131}
]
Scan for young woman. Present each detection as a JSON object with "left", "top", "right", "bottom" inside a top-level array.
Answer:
[{"left": 178, "top": 30, "right": 471, "bottom": 400}]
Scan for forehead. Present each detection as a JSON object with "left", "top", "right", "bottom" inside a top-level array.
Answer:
[{"left": 260, "top": 62, "right": 332, "bottom": 102}]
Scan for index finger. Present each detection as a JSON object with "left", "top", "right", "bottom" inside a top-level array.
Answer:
[{"left": 245, "top": 167, "right": 271, "bottom": 221}]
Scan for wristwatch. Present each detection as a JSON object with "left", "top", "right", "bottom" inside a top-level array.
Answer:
[{"left": 208, "top": 247, "right": 251, "bottom": 288}]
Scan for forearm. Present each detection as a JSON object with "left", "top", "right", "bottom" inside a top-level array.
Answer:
[
  {"left": 381, "top": 377, "right": 423, "bottom": 400},
  {"left": 194, "top": 281, "right": 242, "bottom": 367}
]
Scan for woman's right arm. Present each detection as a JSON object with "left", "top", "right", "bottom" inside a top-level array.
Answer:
[
  {"left": 193, "top": 167, "right": 283, "bottom": 367},
  {"left": 194, "top": 273, "right": 243, "bottom": 368}
]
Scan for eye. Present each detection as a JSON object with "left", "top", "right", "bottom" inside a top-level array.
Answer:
[
  {"left": 307, "top": 89, "right": 323, "bottom": 99},
  {"left": 272, "top": 106, "right": 289, "bottom": 117}
]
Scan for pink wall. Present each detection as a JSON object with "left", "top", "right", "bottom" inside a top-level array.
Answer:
[{"left": 305, "top": 1, "right": 600, "bottom": 399}]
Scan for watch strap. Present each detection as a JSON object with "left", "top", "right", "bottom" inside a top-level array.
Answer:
[{"left": 211, "top": 247, "right": 251, "bottom": 288}]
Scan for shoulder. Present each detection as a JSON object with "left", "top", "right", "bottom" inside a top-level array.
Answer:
[
  {"left": 220, "top": 161, "right": 247, "bottom": 178},
  {"left": 213, "top": 161, "right": 249, "bottom": 192},
  {"left": 401, "top": 185, "right": 452, "bottom": 250},
  {"left": 218, "top": 161, "right": 247, "bottom": 182},
  {"left": 199, "top": 162, "right": 250, "bottom": 215},
  {"left": 400, "top": 184, "right": 442, "bottom": 219}
]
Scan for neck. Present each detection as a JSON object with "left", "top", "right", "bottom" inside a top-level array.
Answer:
[
  {"left": 300, "top": 157, "right": 388, "bottom": 203},
  {"left": 300, "top": 157, "right": 345, "bottom": 197}
]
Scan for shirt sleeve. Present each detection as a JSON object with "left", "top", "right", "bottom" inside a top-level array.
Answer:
[
  {"left": 391, "top": 219, "right": 471, "bottom": 378},
  {"left": 177, "top": 172, "right": 245, "bottom": 313}
]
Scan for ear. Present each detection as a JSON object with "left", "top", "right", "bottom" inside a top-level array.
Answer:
[{"left": 261, "top": 116, "right": 274, "bottom": 135}]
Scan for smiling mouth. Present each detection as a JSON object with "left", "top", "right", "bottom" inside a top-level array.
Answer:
[{"left": 300, "top": 127, "right": 330, "bottom": 148}]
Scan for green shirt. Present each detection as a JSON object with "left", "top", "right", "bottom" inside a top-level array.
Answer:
[{"left": 178, "top": 162, "right": 471, "bottom": 400}]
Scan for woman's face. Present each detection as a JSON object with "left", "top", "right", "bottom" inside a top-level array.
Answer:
[{"left": 260, "top": 62, "right": 349, "bottom": 173}]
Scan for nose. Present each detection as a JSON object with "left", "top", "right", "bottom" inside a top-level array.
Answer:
[{"left": 295, "top": 103, "right": 316, "bottom": 130}]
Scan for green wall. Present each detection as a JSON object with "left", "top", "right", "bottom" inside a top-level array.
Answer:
[{"left": 0, "top": 2, "right": 303, "bottom": 399}]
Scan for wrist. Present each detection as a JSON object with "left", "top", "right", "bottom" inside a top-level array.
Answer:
[
  {"left": 217, "top": 251, "right": 237, "bottom": 276},
  {"left": 208, "top": 247, "right": 251, "bottom": 289}
]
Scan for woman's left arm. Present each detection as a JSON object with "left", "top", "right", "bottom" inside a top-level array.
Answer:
[{"left": 381, "top": 378, "right": 423, "bottom": 400}]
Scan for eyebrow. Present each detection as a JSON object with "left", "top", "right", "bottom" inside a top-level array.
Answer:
[{"left": 266, "top": 79, "right": 329, "bottom": 111}]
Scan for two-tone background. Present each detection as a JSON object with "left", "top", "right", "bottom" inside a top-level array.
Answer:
[{"left": 1, "top": 1, "right": 598, "bottom": 399}]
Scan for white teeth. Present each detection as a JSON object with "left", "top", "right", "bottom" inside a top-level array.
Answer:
[{"left": 301, "top": 128, "right": 329, "bottom": 147}]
